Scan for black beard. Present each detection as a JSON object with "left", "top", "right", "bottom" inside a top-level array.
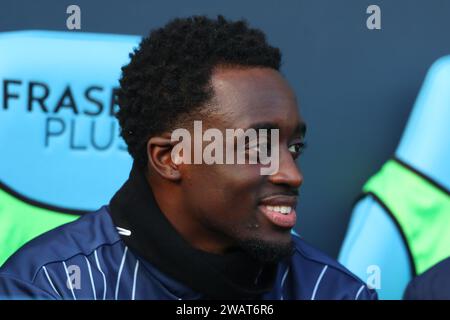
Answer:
[{"left": 238, "top": 237, "right": 295, "bottom": 264}]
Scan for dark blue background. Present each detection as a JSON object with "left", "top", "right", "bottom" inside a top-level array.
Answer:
[{"left": 1, "top": 0, "right": 449, "bottom": 257}]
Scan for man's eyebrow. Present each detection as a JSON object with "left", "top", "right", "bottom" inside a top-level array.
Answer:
[
  {"left": 294, "top": 122, "right": 307, "bottom": 137},
  {"left": 245, "top": 122, "right": 280, "bottom": 131},
  {"left": 244, "top": 121, "right": 307, "bottom": 137}
]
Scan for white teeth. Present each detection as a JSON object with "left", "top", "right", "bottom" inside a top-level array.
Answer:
[{"left": 265, "top": 205, "right": 291, "bottom": 215}]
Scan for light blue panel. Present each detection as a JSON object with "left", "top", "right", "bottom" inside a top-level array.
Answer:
[
  {"left": 339, "top": 196, "right": 411, "bottom": 300},
  {"left": 396, "top": 56, "right": 450, "bottom": 190},
  {"left": 0, "top": 31, "right": 141, "bottom": 211}
]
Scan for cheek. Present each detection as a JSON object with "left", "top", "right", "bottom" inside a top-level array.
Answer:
[
  {"left": 184, "top": 164, "right": 264, "bottom": 218},
  {"left": 220, "top": 165, "right": 262, "bottom": 194}
]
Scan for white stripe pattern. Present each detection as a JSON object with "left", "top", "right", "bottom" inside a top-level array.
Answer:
[
  {"left": 62, "top": 261, "right": 76, "bottom": 300},
  {"left": 311, "top": 265, "right": 328, "bottom": 300},
  {"left": 131, "top": 260, "right": 139, "bottom": 300},
  {"left": 355, "top": 285, "right": 365, "bottom": 300},
  {"left": 280, "top": 266, "right": 290, "bottom": 300},
  {"left": 84, "top": 256, "right": 97, "bottom": 300},
  {"left": 42, "top": 266, "right": 61, "bottom": 298},
  {"left": 115, "top": 246, "right": 128, "bottom": 300},
  {"left": 94, "top": 249, "right": 107, "bottom": 300}
]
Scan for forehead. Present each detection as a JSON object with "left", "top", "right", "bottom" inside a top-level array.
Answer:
[{"left": 210, "top": 67, "right": 303, "bottom": 133}]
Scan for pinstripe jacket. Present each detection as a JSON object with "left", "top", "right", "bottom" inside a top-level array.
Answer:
[{"left": 0, "top": 205, "right": 377, "bottom": 300}]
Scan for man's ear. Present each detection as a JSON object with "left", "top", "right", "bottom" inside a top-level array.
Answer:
[{"left": 147, "top": 136, "right": 181, "bottom": 181}]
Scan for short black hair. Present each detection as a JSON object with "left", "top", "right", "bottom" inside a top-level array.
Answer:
[{"left": 116, "top": 15, "right": 282, "bottom": 166}]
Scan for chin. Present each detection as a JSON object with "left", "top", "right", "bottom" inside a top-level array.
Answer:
[{"left": 238, "top": 235, "right": 295, "bottom": 264}]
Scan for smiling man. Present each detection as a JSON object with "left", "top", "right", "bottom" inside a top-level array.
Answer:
[{"left": 0, "top": 16, "right": 377, "bottom": 300}]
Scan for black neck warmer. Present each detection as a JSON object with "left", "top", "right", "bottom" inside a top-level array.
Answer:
[{"left": 108, "top": 162, "right": 278, "bottom": 299}]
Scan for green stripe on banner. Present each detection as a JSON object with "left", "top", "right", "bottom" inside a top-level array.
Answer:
[
  {"left": 363, "top": 159, "right": 450, "bottom": 275},
  {"left": 0, "top": 187, "right": 80, "bottom": 266}
]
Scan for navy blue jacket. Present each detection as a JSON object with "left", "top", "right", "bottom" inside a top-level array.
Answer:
[{"left": 0, "top": 207, "right": 376, "bottom": 300}]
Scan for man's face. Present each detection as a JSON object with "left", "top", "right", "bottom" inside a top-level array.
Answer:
[{"left": 179, "top": 67, "right": 305, "bottom": 263}]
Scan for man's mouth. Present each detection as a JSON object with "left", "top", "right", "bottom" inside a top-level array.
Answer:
[
  {"left": 258, "top": 195, "right": 297, "bottom": 229},
  {"left": 264, "top": 205, "right": 292, "bottom": 215}
]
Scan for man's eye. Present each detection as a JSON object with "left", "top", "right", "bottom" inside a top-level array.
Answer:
[
  {"left": 247, "top": 139, "right": 270, "bottom": 152},
  {"left": 247, "top": 144, "right": 259, "bottom": 152},
  {"left": 246, "top": 141, "right": 271, "bottom": 164},
  {"left": 288, "top": 142, "right": 307, "bottom": 158}
]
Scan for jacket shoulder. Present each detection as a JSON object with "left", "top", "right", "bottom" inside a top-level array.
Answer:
[
  {"left": 292, "top": 235, "right": 364, "bottom": 281},
  {"left": 289, "top": 235, "right": 378, "bottom": 300},
  {"left": 0, "top": 206, "right": 120, "bottom": 283}
]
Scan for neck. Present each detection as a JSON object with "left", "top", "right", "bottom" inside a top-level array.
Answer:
[{"left": 146, "top": 172, "right": 234, "bottom": 254}]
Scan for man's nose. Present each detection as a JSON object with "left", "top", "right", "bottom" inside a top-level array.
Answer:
[{"left": 268, "top": 148, "right": 303, "bottom": 188}]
